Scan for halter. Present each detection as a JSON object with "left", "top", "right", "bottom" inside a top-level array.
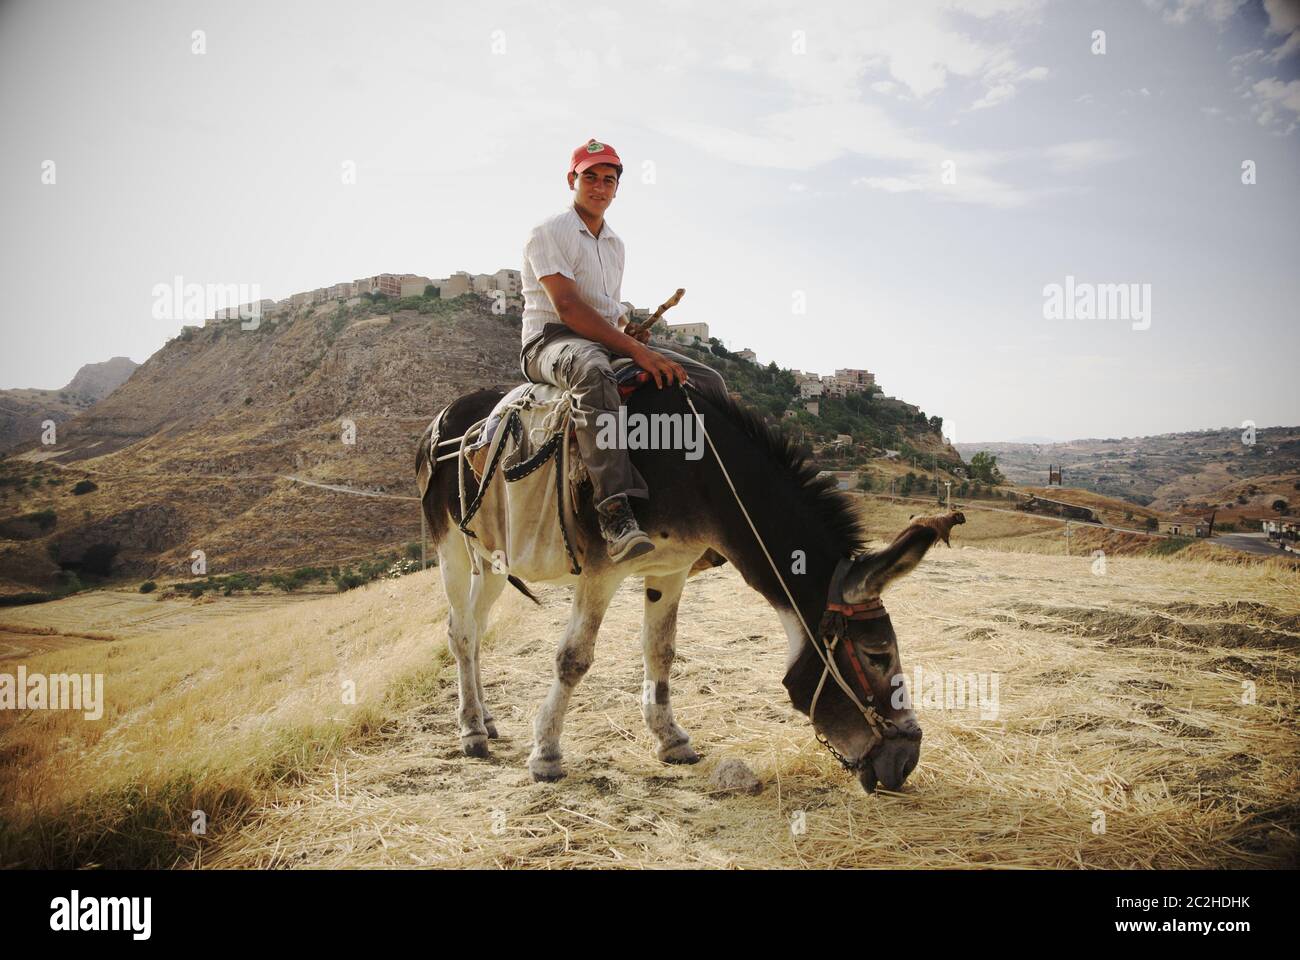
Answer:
[{"left": 807, "top": 556, "right": 901, "bottom": 772}]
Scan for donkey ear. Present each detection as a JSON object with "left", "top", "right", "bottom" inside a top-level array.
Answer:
[{"left": 842, "top": 512, "right": 965, "bottom": 600}]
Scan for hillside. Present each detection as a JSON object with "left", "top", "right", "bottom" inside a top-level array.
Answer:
[
  {"left": 956, "top": 428, "right": 1300, "bottom": 514},
  {"left": 0, "top": 296, "right": 523, "bottom": 594},
  {"left": 0, "top": 356, "right": 138, "bottom": 453},
  {"left": 664, "top": 338, "right": 960, "bottom": 468},
  {"left": 0, "top": 294, "right": 954, "bottom": 596}
]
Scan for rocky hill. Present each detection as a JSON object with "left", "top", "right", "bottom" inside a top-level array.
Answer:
[
  {"left": 0, "top": 356, "right": 138, "bottom": 454},
  {"left": 0, "top": 297, "right": 522, "bottom": 594}
]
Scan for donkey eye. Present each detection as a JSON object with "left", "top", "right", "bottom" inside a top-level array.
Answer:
[{"left": 867, "top": 653, "right": 892, "bottom": 672}]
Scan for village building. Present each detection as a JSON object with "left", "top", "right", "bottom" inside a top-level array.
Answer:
[
  {"left": 1160, "top": 516, "right": 1211, "bottom": 537},
  {"left": 1261, "top": 516, "right": 1300, "bottom": 543}
]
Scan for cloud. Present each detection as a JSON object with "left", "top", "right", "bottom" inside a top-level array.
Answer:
[
  {"left": 1044, "top": 139, "right": 1130, "bottom": 173},
  {"left": 748, "top": 1, "right": 1048, "bottom": 102},
  {"left": 642, "top": 2, "right": 1057, "bottom": 207},
  {"left": 654, "top": 101, "right": 1030, "bottom": 207},
  {"left": 969, "top": 62, "right": 1049, "bottom": 111},
  {"left": 1250, "top": 77, "right": 1300, "bottom": 133},
  {"left": 852, "top": 176, "right": 923, "bottom": 193},
  {"left": 721, "top": 52, "right": 755, "bottom": 73},
  {"left": 1143, "top": 0, "right": 1247, "bottom": 25},
  {"left": 1263, "top": 0, "right": 1300, "bottom": 61},
  {"left": 972, "top": 82, "right": 1017, "bottom": 109}
]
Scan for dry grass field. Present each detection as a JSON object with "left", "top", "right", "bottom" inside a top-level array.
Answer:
[{"left": 4, "top": 503, "right": 1294, "bottom": 869}]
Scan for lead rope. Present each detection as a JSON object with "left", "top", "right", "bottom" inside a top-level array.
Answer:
[{"left": 680, "top": 387, "right": 884, "bottom": 746}]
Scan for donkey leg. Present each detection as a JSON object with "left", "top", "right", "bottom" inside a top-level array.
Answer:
[
  {"left": 528, "top": 576, "right": 618, "bottom": 782},
  {"left": 641, "top": 569, "right": 699, "bottom": 764},
  {"left": 476, "top": 674, "right": 498, "bottom": 739},
  {"left": 458, "top": 556, "right": 508, "bottom": 756},
  {"left": 439, "top": 542, "right": 500, "bottom": 758}
]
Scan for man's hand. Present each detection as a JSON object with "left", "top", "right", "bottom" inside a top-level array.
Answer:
[{"left": 633, "top": 345, "right": 688, "bottom": 388}]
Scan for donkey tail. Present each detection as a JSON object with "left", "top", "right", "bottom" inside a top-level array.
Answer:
[
  {"left": 415, "top": 409, "right": 453, "bottom": 546},
  {"left": 506, "top": 575, "right": 541, "bottom": 605}
]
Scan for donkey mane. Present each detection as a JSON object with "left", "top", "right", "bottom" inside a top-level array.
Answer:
[{"left": 684, "top": 385, "right": 870, "bottom": 559}]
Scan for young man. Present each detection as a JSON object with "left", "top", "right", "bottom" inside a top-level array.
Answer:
[{"left": 519, "top": 138, "right": 727, "bottom": 562}]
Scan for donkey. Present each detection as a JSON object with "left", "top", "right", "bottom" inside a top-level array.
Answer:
[{"left": 416, "top": 381, "right": 964, "bottom": 792}]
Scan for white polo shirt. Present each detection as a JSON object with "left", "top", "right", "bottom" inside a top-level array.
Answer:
[{"left": 520, "top": 204, "right": 627, "bottom": 351}]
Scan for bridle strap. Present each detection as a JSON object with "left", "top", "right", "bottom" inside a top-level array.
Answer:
[
  {"left": 840, "top": 635, "right": 875, "bottom": 693},
  {"left": 807, "top": 557, "right": 900, "bottom": 766},
  {"left": 828, "top": 599, "right": 890, "bottom": 620}
]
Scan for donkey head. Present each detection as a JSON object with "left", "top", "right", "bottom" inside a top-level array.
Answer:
[{"left": 783, "top": 512, "right": 965, "bottom": 793}]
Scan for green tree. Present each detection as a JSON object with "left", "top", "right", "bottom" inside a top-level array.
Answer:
[{"left": 968, "top": 451, "right": 1004, "bottom": 485}]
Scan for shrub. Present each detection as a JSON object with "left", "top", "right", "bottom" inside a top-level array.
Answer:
[
  {"left": 26, "top": 509, "right": 57, "bottom": 531},
  {"left": 332, "top": 568, "right": 367, "bottom": 592},
  {"left": 72, "top": 479, "right": 98, "bottom": 496},
  {"left": 139, "top": 581, "right": 157, "bottom": 593}
]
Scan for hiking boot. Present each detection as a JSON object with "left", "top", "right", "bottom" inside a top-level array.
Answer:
[{"left": 596, "top": 494, "right": 656, "bottom": 562}]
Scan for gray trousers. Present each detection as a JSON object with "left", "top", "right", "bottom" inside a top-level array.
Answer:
[{"left": 521, "top": 325, "right": 728, "bottom": 510}]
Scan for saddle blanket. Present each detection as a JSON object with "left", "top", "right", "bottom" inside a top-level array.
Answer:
[{"left": 453, "top": 382, "right": 589, "bottom": 580}]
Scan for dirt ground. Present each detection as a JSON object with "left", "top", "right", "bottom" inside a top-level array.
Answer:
[{"left": 198, "top": 546, "right": 1299, "bottom": 869}]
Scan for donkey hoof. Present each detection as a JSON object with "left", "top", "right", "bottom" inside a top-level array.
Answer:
[
  {"left": 461, "top": 734, "right": 490, "bottom": 759},
  {"left": 658, "top": 742, "right": 701, "bottom": 765},
  {"left": 528, "top": 756, "right": 566, "bottom": 782},
  {"left": 484, "top": 720, "right": 500, "bottom": 740}
]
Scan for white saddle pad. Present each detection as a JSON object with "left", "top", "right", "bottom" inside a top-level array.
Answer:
[{"left": 457, "top": 383, "right": 588, "bottom": 580}]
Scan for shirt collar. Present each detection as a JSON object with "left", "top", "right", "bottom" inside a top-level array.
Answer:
[{"left": 567, "top": 205, "right": 618, "bottom": 242}]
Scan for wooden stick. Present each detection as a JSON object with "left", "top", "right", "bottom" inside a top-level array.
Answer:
[{"left": 625, "top": 287, "right": 685, "bottom": 338}]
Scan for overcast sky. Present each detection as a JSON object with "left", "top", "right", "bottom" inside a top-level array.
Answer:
[{"left": 1, "top": 0, "right": 1297, "bottom": 442}]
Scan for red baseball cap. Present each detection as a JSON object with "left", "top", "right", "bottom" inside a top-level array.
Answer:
[{"left": 570, "top": 138, "right": 623, "bottom": 177}]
